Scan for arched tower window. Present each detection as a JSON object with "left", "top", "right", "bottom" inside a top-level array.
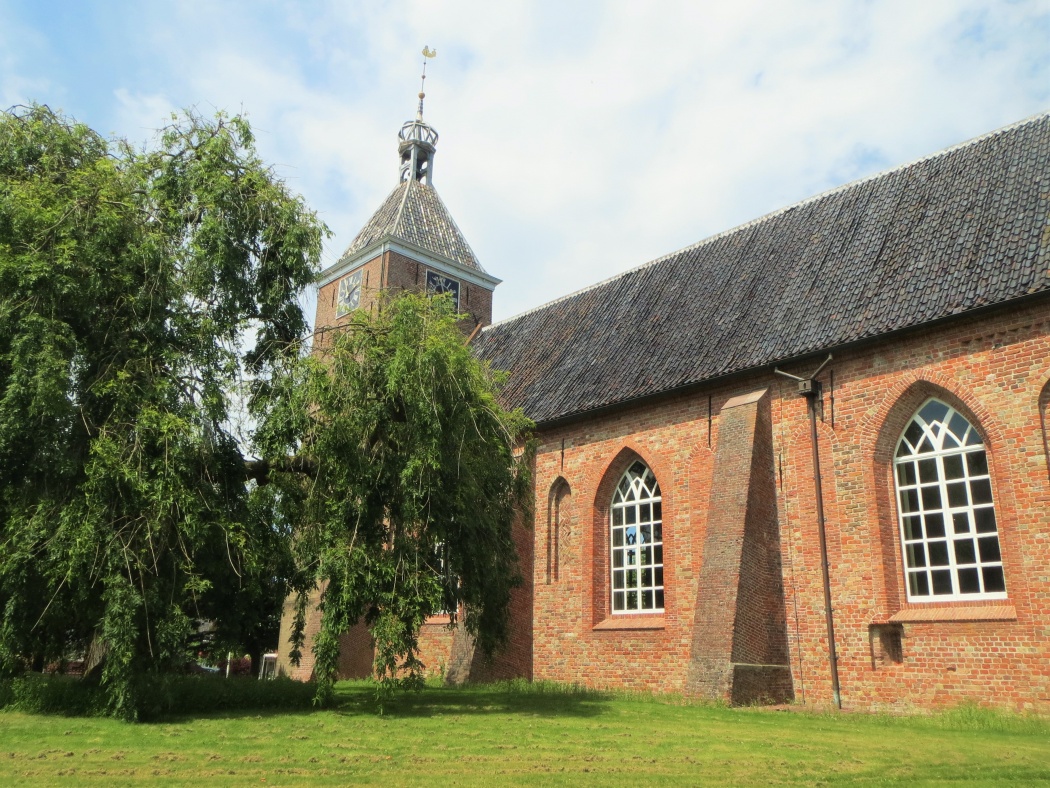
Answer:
[
  {"left": 610, "top": 461, "right": 664, "bottom": 613},
  {"left": 893, "top": 399, "right": 1005, "bottom": 601}
]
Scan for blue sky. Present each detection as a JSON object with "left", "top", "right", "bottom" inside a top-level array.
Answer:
[{"left": 3, "top": 0, "right": 1050, "bottom": 324}]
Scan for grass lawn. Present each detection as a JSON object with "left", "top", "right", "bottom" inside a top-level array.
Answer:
[{"left": 1, "top": 681, "right": 1049, "bottom": 785}]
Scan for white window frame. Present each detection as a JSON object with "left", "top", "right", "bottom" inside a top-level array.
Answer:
[
  {"left": 610, "top": 461, "right": 664, "bottom": 614},
  {"left": 893, "top": 398, "right": 1006, "bottom": 602}
]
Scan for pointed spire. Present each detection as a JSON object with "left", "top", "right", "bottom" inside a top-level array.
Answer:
[{"left": 399, "top": 46, "right": 439, "bottom": 185}]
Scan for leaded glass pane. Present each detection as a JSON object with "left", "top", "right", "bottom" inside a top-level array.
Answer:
[
  {"left": 954, "top": 539, "right": 976, "bottom": 565},
  {"left": 943, "top": 454, "right": 964, "bottom": 480},
  {"left": 918, "top": 459, "right": 938, "bottom": 483},
  {"left": 897, "top": 463, "right": 916, "bottom": 486},
  {"left": 893, "top": 399, "right": 1006, "bottom": 602},
  {"left": 948, "top": 413, "right": 969, "bottom": 443},
  {"left": 920, "top": 486, "right": 941, "bottom": 510},
  {"left": 958, "top": 568, "right": 980, "bottom": 594},
  {"left": 919, "top": 400, "right": 949, "bottom": 424},
  {"left": 932, "top": 570, "right": 953, "bottom": 594},
  {"left": 970, "top": 479, "right": 993, "bottom": 505},
  {"left": 906, "top": 543, "right": 926, "bottom": 568},
  {"left": 925, "top": 513, "right": 945, "bottom": 538},
  {"left": 928, "top": 541, "right": 949, "bottom": 566},
  {"left": 967, "top": 452, "right": 989, "bottom": 477},
  {"left": 974, "top": 507, "right": 996, "bottom": 533},
  {"left": 946, "top": 482, "right": 968, "bottom": 508},
  {"left": 978, "top": 536, "right": 1001, "bottom": 562},
  {"left": 904, "top": 422, "right": 923, "bottom": 448},
  {"left": 909, "top": 572, "right": 929, "bottom": 596},
  {"left": 982, "top": 566, "right": 1006, "bottom": 593}
]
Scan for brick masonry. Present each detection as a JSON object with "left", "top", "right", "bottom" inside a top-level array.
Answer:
[
  {"left": 529, "top": 297, "right": 1050, "bottom": 711},
  {"left": 315, "top": 250, "right": 493, "bottom": 342},
  {"left": 685, "top": 388, "right": 793, "bottom": 705},
  {"left": 296, "top": 232, "right": 1050, "bottom": 711}
]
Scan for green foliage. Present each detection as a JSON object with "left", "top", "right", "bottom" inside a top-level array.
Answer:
[
  {"left": 0, "top": 105, "right": 324, "bottom": 718},
  {"left": 0, "top": 674, "right": 315, "bottom": 719},
  {"left": 261, "top": 293, "right": 533, "bottom": 703}
]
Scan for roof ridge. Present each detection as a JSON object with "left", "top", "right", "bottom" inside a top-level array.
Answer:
[
  {"left": 393, "top": 178, "right": 413, "bottom": 238},
  {"left": 484, "top": 109, "right": 1050, "bottom": 332},
  {"left": 423, "top": 183, "right": 485, "bottom": 274}
]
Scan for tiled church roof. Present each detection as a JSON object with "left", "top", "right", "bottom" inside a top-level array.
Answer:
[
  {"left": 339, "top": 179, "right": 484, "bottom": 271},
  {"left": 474, "top": 112, "right": 1050, "bottom": 425}
]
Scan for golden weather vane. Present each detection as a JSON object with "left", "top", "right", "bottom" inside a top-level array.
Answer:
[{"left": 417, "top": 46, "right": 437, "bottom": 119}]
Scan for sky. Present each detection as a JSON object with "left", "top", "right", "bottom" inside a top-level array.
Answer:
[{"left": 3, "top": 0, "right": 1050, "bottom": 325}]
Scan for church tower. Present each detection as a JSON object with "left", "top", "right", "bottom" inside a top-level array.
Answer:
[
  {"left": 314, "top": 69, "right": 499, "bottom": 338},
  {"left": 276, "top": 61, "right": 504, "bottom": 682}
]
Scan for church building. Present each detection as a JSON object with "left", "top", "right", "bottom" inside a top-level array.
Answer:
[{"left": 281, "top": 93, "right": 1050, "bottom": 711}]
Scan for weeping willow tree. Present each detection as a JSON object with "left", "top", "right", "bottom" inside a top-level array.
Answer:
[
  {"left": 0, "top": 105, "right": 323, "bottom": 719},
  {"left": 255, "top": 293, "right": 534, "bottom": 704},
  {"left": 0, "top": 105, "right": 532, "bottom": 718}
]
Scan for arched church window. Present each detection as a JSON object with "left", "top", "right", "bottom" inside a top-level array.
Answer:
[
  {"left": 610, "top": 461, "right": 664, "bottom": 613},
  {"left": 893, "top": 399, "right": 1005, "bottom": 601}
]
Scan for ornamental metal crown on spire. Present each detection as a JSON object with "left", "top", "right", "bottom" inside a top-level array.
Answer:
[{"left": 399, "top": 46, "right": 439, "bottom": 185}]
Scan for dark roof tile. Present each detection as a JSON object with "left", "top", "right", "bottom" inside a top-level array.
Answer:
[
  {"left": 475, "top": 113, "right": 1050, "bottom": 424},
  {"left": 339, "top": 179, "right": 484, "bottom": 272}
]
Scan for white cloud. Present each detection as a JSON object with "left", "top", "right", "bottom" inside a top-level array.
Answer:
[{"left": 3, "top": 0, "right": 1049, "bottom": 322}]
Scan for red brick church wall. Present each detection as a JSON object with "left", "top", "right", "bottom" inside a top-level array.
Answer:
[{"left": 530, "top": 297, "right": 1050, "bottom": 711}]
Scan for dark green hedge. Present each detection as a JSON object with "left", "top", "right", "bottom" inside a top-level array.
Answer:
[{"left": 0, "top": 674, "right": 317, "bottom": 720}]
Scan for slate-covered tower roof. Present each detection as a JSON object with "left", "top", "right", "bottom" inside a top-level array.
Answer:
[
  {"left": 338, "top": 178, "right": 484, "bottom": 272},
  {"left": 473, "top": 112, "right": 1050, "bottom": 425},
  {"left": 317, "top": 80, "right": 499, "bottom": 320},
  {"left": 335, "top": 84, "right": 486, "bottom": 273}
]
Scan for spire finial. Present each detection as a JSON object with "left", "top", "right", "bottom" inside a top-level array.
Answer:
[{"left": 418, "top": 46, "right": 437, "bottom": 120}]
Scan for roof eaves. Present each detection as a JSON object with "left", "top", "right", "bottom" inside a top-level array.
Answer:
[{"left": 526, "top": 287, "right": 1050, "bottom": 428}]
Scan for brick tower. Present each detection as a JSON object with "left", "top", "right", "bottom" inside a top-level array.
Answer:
[
  {"left": 312, "top": 83, "right": 499, "bottom": 340},
  {"left": 275, "top": 74, "right": 502, "bottom": 682}
]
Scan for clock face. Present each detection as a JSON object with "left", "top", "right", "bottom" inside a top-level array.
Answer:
[
  {"left": 336, "top": 270, "right": 363, "bottom": 317},
  {"left": 425, "top": 271, "right": 460, "bottom": 309}
]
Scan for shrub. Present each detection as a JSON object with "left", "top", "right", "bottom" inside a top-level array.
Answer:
[{"left": 0, "top": 674, "right": 316, "bottom": 720}]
